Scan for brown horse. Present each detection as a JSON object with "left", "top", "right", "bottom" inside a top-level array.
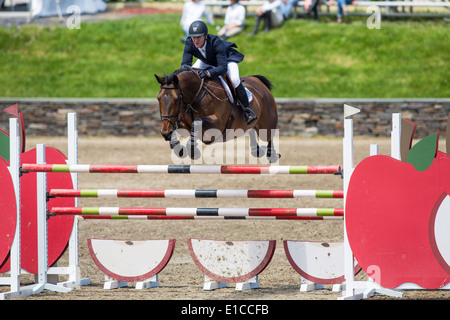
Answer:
[{"left": 154, "top": 67, "right": 280, "bottom": 162}]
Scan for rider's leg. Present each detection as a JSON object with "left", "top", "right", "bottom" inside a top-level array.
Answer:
[
  {"left": 228, "top": 62, "right": 257, "bottom": 125},
  {"left": 192, "top": 60, "right": 209, "bottom": 69}
]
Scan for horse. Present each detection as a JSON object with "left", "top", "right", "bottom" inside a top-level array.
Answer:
[{"left": 154, "top": 67, "right": 280, "bottom": 163}]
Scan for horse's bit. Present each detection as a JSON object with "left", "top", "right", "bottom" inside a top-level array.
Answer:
[{"left": 159, "top": 70, "right": 207, "bottom": 131}]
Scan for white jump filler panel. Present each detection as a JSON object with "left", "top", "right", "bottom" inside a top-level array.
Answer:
[
  {"left": 284, "top": 240, "right": 361, "bottom": 291},
  {"left": 87, "top": 238, "right": 175, "bottom": 289},
  {"left": 187, "top": 238, "right": 276, "bottom": 290},
  {"left": 431, "top": 194, "right": 450, "bottom": 274}
]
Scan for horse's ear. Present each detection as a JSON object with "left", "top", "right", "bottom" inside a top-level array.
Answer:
[
  {"left": 173, "top": 75, "right": 179, "bottom": 86},
  {"left": 155, "top": 74, "right": 165, "bottom": 85}
]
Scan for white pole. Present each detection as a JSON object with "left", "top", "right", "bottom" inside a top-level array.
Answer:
[
  {"left": 36, "top": 144, "right": 48, "bottom": 285},
  {"left": 370, "top": 144, "right": 379, "bottom": 156},
  {"left": 391, "top": 113, "right": 401, "bottom": 160},
  {"left": 8, "top": 118, "right": 21, "bottom": 293},
  {"left": 67, "top": 113, "right": 80, "bottom": 284},
  {"left": 342, "top": 118, "right": 356, "bottom": 298},
  {"left": 60, "top": 113, "right": 89, "bottom": 287}
]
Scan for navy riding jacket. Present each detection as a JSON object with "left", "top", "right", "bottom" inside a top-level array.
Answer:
[{"left": 181, "top": 34, "right": 244, "bottom": 80}]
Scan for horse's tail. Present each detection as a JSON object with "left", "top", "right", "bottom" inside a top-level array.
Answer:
[{"left": 251, "top": 75, "right": 273, "bottom": 91}]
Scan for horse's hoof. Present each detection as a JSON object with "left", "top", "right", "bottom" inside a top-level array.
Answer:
[
  {"left": 173, "top": 146, "right": 187, "bottom": 158},
  {"left": 267, "top": 153, "right": 281, "bottom": 163},
  {"left": 251, "top": 146, "right": 265, "bottom": 158},
  {"left": 169, "top": 139, "right": 179, "bottom": 150}
]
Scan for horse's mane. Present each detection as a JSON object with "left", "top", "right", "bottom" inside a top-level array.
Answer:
[{"left": 162, "top": 67, "right": 194, "bottom": 85}]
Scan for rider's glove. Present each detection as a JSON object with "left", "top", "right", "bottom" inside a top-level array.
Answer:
[{"left": 198, "top": 70, "right": 208, "bottom": 79}]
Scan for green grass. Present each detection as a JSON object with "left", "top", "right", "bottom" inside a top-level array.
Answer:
[{"left": 0, "top": 13, "right": 448, "bottom": 98}]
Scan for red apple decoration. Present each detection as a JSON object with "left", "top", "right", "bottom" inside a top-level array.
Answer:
[
  {"left": 346, "top": 135, "right": 450, "bottom": 289},
  {"left": 0, "top": 158, "right": 17, "bottom": 269},
  {"left": 0, "top": 147, "right": 75, "bottom": 274}
]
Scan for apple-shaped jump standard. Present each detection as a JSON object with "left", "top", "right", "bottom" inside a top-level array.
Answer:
[{"left": 346, "top": 133, "right": 450, "bottom": 289}]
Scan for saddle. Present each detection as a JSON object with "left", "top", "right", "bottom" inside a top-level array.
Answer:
[
  {"left": 218, "top": 74, "right": 253, "bottom": 105},
  {"left": 217, "top": 74, "right": 253, "bottom": 134}
]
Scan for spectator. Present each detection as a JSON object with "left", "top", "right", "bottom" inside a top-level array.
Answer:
[
  {"left": 329, "top": 0, "right": 358, "bottom": 23},
  {"left": 180, "top": 0, "right": 215, "bottom": 40},
  {"left": 217, "top": 0, "right": 246, "bottom": 40},
  {"left": 281, "top": 0, "right": 299, "bottom": 19},
  {"left": 249, "top": 0, "right": 284, "bottom": 36}
]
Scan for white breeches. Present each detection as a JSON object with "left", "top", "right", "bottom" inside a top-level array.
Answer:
[{"left": 192, "top": 60, "right": 241, "bottom": 88}]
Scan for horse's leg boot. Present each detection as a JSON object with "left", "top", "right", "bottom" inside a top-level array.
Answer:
[{"left": 236, "top": 83, "right": 257, "bottom": 125}]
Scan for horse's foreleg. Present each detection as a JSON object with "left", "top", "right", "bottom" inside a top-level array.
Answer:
[
  {"left": 169, "top": 133, "right": 188, "bottom": 158},
  {"left": 186, "top": 118, "right": 202, "bottom": 160},
  {"left": 186, "top": 116, "right": 224, "bottom": 160}
]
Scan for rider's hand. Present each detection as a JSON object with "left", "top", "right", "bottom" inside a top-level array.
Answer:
[{"left": 198, "top": 70, "right": 208, "bottom": 79}]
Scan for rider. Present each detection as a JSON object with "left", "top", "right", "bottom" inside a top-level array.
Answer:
[{"left": 180, "top": 20, "right": 257, "bottom": 125}]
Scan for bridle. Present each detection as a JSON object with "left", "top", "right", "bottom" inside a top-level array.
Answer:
[{"left": 159, "top": 70, "right": 207, "bottom": 131}]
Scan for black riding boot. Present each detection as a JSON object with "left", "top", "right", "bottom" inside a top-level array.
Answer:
[{"left": 236, "top": 83, "right": 257, "bottom": 125}]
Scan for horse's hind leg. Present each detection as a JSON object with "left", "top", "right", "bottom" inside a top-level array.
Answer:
[
  {"left": 252, "top": 128, "right": 280, "bottom": 163},
  {"left": 266, "top": 139, "right": 281, "bottom": 163},
  {"left": 249, "top": 129, "right": 265, "bottom": 158}
]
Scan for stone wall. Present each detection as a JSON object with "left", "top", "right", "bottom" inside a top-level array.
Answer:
[{"left": 0, "top": 98, "right": 448, "bottom": 138}]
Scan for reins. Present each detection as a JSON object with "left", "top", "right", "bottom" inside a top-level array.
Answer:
[{"left": 159, "top": 69, "right": 228, "bottom": 130}]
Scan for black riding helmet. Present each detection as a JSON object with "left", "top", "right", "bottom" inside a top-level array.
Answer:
[{"left": 188, "top": 20, "right": 208, "bottom": 37}]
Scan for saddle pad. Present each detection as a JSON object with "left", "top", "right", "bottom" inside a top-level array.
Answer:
[{"left": 218, "top": 76, "right": 253, "bottom": 104}]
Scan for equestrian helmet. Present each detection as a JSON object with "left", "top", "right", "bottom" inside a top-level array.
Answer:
[{"left": 188, "top": 20, "right": 208, "bottom": 37}]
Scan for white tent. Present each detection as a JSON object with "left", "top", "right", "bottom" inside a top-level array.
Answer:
[{"left": 31, "top": 0, "right": 106, "bottom": 18}]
